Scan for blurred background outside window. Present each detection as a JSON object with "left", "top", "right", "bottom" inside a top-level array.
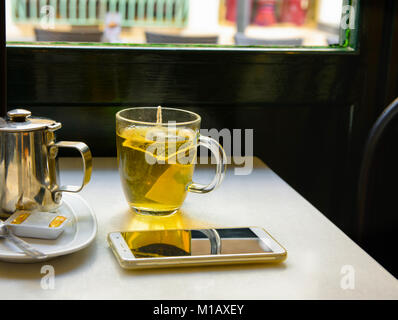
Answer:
[{"left": 6, "top": 0, "right": 344, "bottom": 46}]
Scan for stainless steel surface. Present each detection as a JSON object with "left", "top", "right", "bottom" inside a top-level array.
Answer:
[
  {"left": 0, "top": 109, "right": 92, "bottom": 217},
  {"left": 7, "top": 109, "right": 31, "bottom": 121},
  {"left": 55, "top": 141, "right": 92, "bottom": 193},
  {"left": 0, "top": 108, "right": 61, "bottom": 132},
  {"left": 0, "top": 219, "right": 47, "bottom": 259}
]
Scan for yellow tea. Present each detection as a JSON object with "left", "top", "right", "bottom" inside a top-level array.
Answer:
[{"left": 117, "top": 126, "right": 197, "bottom": 215}]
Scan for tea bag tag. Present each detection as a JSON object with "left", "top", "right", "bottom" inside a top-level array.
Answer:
[{"left": 156, "top": 105, "right": 162, "bottom": 125}]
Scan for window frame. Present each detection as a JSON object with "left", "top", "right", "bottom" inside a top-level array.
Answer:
[{"left": 5, "top": 0, "right": 360, "bottom": 107}]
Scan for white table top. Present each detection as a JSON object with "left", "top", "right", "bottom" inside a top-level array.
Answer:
[{"left": 0, "top": 157, "right": 397, "bottom": 300}]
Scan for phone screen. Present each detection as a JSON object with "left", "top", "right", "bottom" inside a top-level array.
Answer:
[{"left": 120, "top": 228, "right": 273, "bottom": 259}]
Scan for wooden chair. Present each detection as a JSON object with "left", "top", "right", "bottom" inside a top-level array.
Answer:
[{"left": 357, "top": 97, "right": 398, "bottom": 277}]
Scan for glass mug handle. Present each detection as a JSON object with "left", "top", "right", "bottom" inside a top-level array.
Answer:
[{"left": 188, "top": 135, "right": 227, "bottom": 194}]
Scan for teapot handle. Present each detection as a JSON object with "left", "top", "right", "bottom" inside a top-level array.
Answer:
[{"left": 52, "top": 141, "right": 92, "bottom": 194}]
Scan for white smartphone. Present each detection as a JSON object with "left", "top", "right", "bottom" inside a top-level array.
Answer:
[{"left": 107, "top": 227, "right": 287, "bottom": 269}]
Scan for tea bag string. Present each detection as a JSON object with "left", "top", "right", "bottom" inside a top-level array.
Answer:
[{"left": 156, "top": 105, "right": 162, "bottom": 125}]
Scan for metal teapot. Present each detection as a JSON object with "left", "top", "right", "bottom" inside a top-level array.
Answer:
[{"left": 0, "top": 109, "right": 92, "bottom": 218}]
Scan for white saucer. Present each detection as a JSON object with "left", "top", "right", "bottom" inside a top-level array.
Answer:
[{"left": 0, "top": 193, "right": 97, "bottom": 263}]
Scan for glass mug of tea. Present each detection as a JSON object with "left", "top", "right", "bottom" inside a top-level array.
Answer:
[{"left": 116, "top": 107, "right": 227, "bottom": 216}]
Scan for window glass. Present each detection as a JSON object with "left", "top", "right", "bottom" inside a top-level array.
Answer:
[{"left": 6, "top": 0, "right": 356, "bottom": 47}]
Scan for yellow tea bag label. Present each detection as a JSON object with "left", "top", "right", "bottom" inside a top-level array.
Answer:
[
  {"left": 10, "top": 212, "right": 30, "bottom": 224},
  {"left": 49, "top": 216, "right": 67, "bottom": 228}
]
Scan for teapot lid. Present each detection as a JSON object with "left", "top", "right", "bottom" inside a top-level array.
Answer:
[{"left": 0, "top": 109, "right": 62, "bottom": 132}]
